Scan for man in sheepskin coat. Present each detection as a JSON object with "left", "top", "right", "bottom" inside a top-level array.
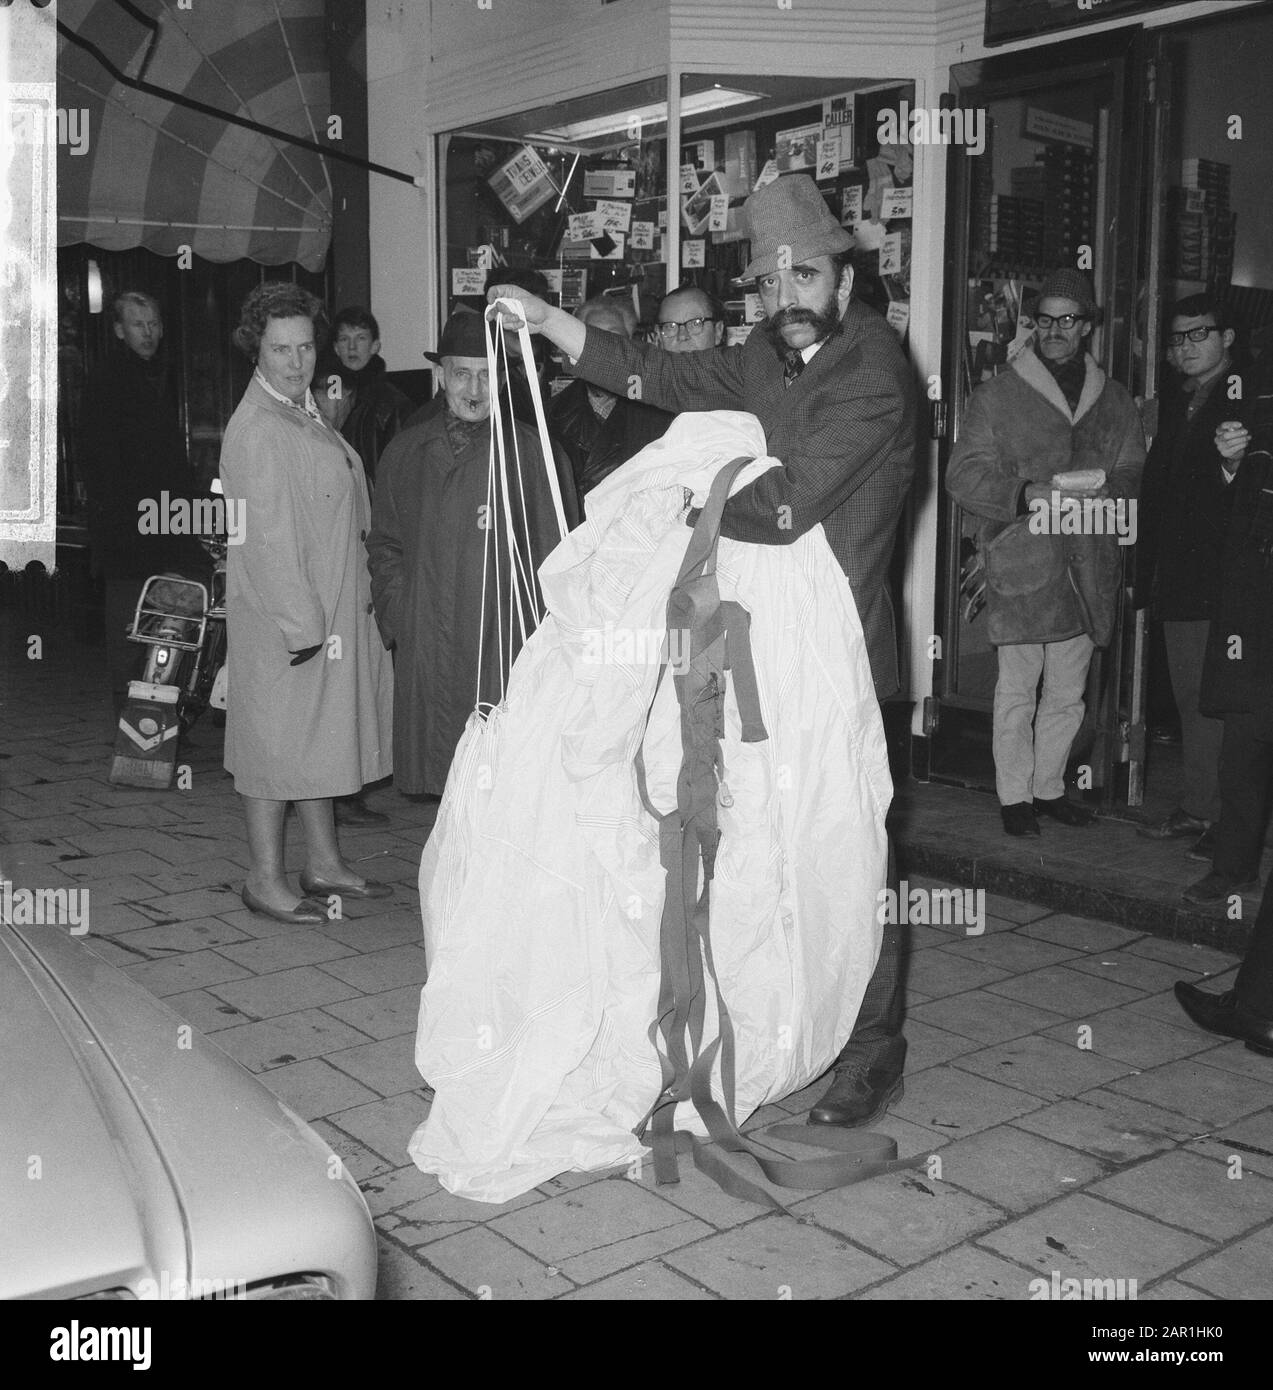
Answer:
[{"left": 948, "top": 270, "right": 1145, "bottom": 838}]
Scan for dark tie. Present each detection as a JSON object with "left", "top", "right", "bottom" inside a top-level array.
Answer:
[{"left": 782, "top": 348, "right": 805, "bottom": 388}]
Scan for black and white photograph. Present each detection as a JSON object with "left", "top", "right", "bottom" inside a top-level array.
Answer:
[{"left": 2, "top": 0, "right": 1273, "bottom": 1354}]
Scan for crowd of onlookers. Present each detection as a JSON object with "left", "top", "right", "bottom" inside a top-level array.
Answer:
[{"left": 74, "top": 218, "right": 1273, "bottom": 1078}]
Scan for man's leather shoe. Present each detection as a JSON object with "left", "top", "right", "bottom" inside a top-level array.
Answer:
[
  {"left": 1173, "top": 982, "right": 1273, "bottom": 1056},
  {"left": 1138, "top": 808, "right": 1207, "bottom": 840},
  {"left": 1182, "top": 870, "right": 1260, "bottom": 905},
  {"left": 1001, "top": 802, "right": 1041, "bottom": 837},
  {"left": 808, "top": 1072, "right": 904, "bottom": 1128},
  {"left": 1185, "top": 827, "right": 1216, "bottom": 863},
  {"left": 334, "top": 797, "right": 390, "bottom": 828},
  {"left": 298, "top": 872, "right": 393, "bottom": 900},
  {"left": 241, "top": 886, "right": 325, "bottom": 924},
  {"left": 1033, "top": 796, "right": 1095, "bottom": 827}
]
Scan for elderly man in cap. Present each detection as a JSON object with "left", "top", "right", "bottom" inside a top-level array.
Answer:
[
  {"left": 948, "top": 269, "right": 1144, "bottom": 838},
  {"left": 366, "top": 312, "right": 578, "bottom": 798},
  {"left": 489, "top": 172, "right": 917, "bottom": 1130}
]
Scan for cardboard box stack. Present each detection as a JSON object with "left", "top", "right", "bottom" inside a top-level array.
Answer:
[{"left": 1169, "top": 158, "right": 1235, "bottom": 287}]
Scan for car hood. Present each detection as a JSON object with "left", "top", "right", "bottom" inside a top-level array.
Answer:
[{"left": 1, "top": 922, "right": 375, "bottom": 1300}]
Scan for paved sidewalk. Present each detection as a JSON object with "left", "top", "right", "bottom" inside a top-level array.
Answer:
[{"left": 3, "top": 619, "right": 1272, "bottom": 1300}]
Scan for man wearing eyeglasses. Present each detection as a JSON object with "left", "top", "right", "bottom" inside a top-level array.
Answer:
[
  {"left": 948, "top": 269, "right": 1145, "bottom": 839},
  {"left": 1134, "top": 296, "right": 1246, "bottom": 876},
  {"left": 656, "top": 285, "right": 726, "bottom": 353}
]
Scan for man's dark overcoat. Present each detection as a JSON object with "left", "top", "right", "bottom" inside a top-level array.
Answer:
[
  {"left": 573, "top": 299, "right": 916, "bottom": 698},
  {"left": 367, "top": 411, "right": 578, "bottom": 795}
]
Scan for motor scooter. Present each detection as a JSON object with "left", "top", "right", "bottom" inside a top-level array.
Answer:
[{"left": 108, "top": 511, "right": 227, "bottom": 789}]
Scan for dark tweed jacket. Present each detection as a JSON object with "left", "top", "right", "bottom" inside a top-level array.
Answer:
[{"left": 573, "top": 300, "right": 918, "bottom": 698}]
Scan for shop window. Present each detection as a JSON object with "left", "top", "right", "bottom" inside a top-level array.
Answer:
[
  {"left": 674, "top": 75, "right": 915, "bottom": 350},
  {"left": 437, "top": 74, "right": 917, "bottom": 367}
]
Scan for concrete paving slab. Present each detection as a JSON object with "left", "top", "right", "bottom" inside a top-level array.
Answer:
[
  {"left": 122, "top": 947, "right": 254, "bottom": 997},
  {"left": 1102, "top": 1057, "right": 1273, "bottom": 1127},
  {"left": 558, "top": 1261, "right": 717, "bottom": 1300},
  {"left": 326, "top": 1036, "right": 426, "bottom": 1096},
  {"left": 791, "top": 1169, "right": 1005, "bottom": 1266},
  {"left": 208, "top": 964, "right": 363, "bottom": 1019},
  {"left": 936, "top": 1124, "right": 1110, "bottom": 1213},
  {"left": 1041, "top": 1005, "right": 1219, "bottom": 1069},
  {"left": 986, "top": 964, "right": 1147, "bottom": 1016},
  {"left": 1017, "top": 915, "right": 1146, "bottom": 953},
  {"left": 857, "top": 1245, "right": 1036, "bottom": 1300},
  {"left": 210, "top": 1007, "right": 376, "bottom": 1072},
  {"left": 374, "top": 1235, "right": 468, "bottom": 1300},
  {"left": 1013, "top": 1095, "right": 1200, "bottom": 1165},
  {"left": 892, "top": 1063, "right": 1046, "bottom": 1138},
  {"left": 328, "top": 1091, "right": 428, "bottom": 1166},
  {"left": 257, "top": 1057, "right": 384, "bottom": 1121},
  {"left": 320, "top": 984, "right": 421, "bottom": 1042},
  {"left": 909, "top": 989, "right": 1069, "bottom": 1044},
  {"left": 950, "top": 1032, "right": 1135, "bottom": 1102},
  {"left": 1088, "top": 1149, "right": 1273, "bottom": 1241},
  {"left": 1170, "top": 1223, "right": 1273, "bottom": 1300},
  {"left": 979, "top": 1192, "right": 1212, "bottom": 1286},
  {"left": 419, "top": 1226, "right": 576, "bottom": 1299},
  {"left": 662, "top": 1213, "right": 893, "bottom": 1299},
  {"left": 317, "top": 943, "right": 430, "bottom": 993}
]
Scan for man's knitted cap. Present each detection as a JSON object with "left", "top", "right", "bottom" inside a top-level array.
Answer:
[{"left": 1037, "top": 269, "right": 1097, "bottom": 315}]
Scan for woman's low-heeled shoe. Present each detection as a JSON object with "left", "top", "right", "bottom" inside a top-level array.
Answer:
[
  {"left": 240, "top": 886, "right": 326, "bottom": 924},
  {"left": 298, "top": 873, "right": 393, "bottom": 900}
]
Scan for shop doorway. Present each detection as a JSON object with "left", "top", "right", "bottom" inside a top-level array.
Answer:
[{"left": 929, "top": 11, "right": 1273, "bottom": 816}]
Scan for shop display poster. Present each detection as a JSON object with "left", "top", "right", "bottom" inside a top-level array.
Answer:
[
  {"left": 451, "top": 267, "right": 486, "bottom": 297},
  {"left": 487, "top": 144, "right": 557, "bottom": 224},
  {"left": 879, "top": 187, "right": 913, "bottom": 221},
  {"left": 822, "top": 94, "right": 856, "bottom": 168},
  {"left": 582, "top": 167, "right": 636, "bottom": 199},
  {"left": 774, "top": 122, "right": 821, "bottom": 172}
]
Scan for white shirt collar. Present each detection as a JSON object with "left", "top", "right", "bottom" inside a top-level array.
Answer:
[{"left": 255, "top": 368, "right": 324, "bottom": 424}]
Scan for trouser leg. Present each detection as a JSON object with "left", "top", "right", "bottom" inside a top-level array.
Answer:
[
  {"left": 1163, "top": 619, "right": 1224, "bottom": 822},
  {"left": 832, "top": 835, "right": 906, "bottom": 1081},
  {"left": 1212, "top": 714, "right": 1273, "bottom": 881},
  {"left": 993, "top": 642, "right": 1045, "bottom": 804},
  {"left": 1235, "top": 879, "right": 1273, "bottom": 1019},
  {"left": 104, "top": 578, "right": 141, "bottom": 701},
  {"left": 1032, "top": 633, "right": 1096, "bottom": 801}
]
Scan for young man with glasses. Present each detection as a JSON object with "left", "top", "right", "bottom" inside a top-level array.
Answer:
[
  {"left": 655, "top": 285, "right": 726, "bottom": 353},
  {"left": 948, "top": 269, "right": 1145, "bottom": 839},
  {"left": 1134, "top": 295, "right": 1246, "bottom": 871}
]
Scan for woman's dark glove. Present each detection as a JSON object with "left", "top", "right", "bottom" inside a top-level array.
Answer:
[{"left": 289, "top": 644, "right": 322, "bottom": 666}]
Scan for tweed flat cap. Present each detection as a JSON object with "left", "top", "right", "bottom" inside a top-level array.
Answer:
[
  {"left": 742, "top": 174, "right": 853, "bottom": 281},
  {"left": 1037, "top": 269, "right": 1097, "bottom": 315}
]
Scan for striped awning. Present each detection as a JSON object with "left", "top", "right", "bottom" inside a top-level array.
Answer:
[{"left": 57, "top": 0, "right": 333, "bottom": 271}]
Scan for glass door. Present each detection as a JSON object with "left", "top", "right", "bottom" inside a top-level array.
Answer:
[{"left": 929, "top": 28, "right": 1151, "bottom": 808}]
